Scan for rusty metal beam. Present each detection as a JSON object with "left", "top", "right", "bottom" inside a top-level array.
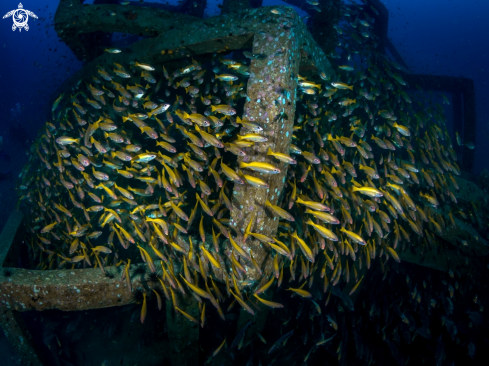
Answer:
[{"left": 229, "top": 15, "right": 301, "bottom": 286}]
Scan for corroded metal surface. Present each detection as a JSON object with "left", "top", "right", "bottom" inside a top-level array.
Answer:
[
  {"left": 0, "top": 210, "right": 135, "bottom": 312},
  {"left": 0, "top": 266, "right": 134, "bottom": 312}
]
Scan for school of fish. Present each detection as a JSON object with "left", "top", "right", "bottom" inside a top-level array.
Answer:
[{"left": 14, "top": 2, "right": 484, "bottom": 364}]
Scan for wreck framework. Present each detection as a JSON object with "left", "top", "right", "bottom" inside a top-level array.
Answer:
[{"left": 0, "top": 1, "right": 484, "bottom": 365}]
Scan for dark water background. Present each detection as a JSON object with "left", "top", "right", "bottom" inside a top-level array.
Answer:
[{"left": 0, "top": 0, "right": 488, "bottom": 364}]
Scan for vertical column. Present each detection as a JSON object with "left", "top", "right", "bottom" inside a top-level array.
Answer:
[{"left": 229, "top": 11, "right": 301, "bottom": 284}]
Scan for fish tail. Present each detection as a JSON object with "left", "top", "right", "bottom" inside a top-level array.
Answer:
[
  {"left": 103, "top": 132, "right": 108, "bottom": 139},
  {"left": 238, "top": 162, "right": 246, "bottom": 169},
  {"left": 267, "top": 147, "right": 273, "bottom": 156},
  {"left": 211, "top": 105, "right": 216, "bottom": 112}
]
